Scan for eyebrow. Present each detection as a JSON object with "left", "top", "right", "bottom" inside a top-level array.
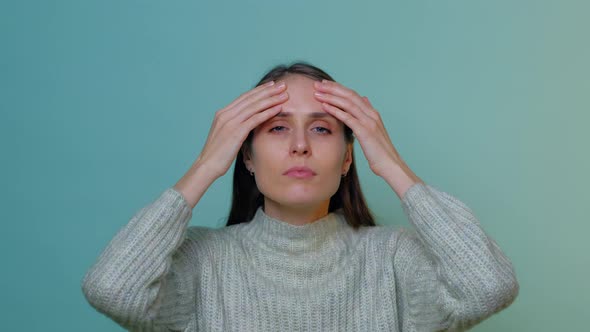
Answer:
[{"left": 274, "top": 111, "right": 332, "bottom": 119}]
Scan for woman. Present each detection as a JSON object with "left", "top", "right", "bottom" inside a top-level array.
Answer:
[{"left": 82, "top": 62, "right": 519, "bottom": 331}]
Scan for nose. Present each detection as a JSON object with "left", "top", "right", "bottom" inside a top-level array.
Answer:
[{"left": 290, "top": 130, "right": 310, "bottom": 156}]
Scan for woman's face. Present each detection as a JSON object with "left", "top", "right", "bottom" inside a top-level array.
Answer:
[{"left": 243, "top": 74, "right": 353, "bottom": 211}]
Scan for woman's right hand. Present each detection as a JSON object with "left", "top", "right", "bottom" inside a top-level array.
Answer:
[{"left": 194, "top": 80, "right": 289, "bottom": 179}]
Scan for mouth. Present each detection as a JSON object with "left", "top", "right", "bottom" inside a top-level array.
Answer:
[{"left": 283, "top": 166, "right": 317, "bottom": 179}]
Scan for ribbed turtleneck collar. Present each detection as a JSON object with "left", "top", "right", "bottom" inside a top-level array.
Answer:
[
  {"left": 238, "top": 206, "right": 357, "bottom": 291},
  {"left": 241, "top": 206, "right": 350, "bottom": 257}
]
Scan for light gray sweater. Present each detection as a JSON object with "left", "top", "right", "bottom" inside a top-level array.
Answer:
[{"left": 81, "top": 182, "right": 519, "bottom": 331}]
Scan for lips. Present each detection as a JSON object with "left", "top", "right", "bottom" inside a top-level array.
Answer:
[{"left": 283, "top": 166, "right": 317, "bottom": 179}]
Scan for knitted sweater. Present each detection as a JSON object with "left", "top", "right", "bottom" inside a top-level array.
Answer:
[{"left": 81, "top": 182, "right": 519, "bottom": 331}]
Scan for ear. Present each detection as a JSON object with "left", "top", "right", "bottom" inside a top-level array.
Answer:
[
  {"left": 342, "top": 143, "right": 353, "bottom": 174},
  {"left": 242, "top": 145, "right": 254, "bottom": 171}
]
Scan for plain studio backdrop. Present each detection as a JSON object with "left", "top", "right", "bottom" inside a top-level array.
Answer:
[{"left": 1, "top": 1, "right": 588, "bottom": 331}]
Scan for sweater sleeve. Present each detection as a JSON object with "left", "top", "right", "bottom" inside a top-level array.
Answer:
[
  {"left": 81, "top": 187, "right": 197, "bottom": 331},
  {"left": 393, "top": 182, "right": 519, "bottom": 332}
]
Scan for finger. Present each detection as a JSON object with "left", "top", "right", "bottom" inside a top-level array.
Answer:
[
  {"left": 226, "top": 81, "right": 287, "bottom": 117},
  {"left": 220, "top": 83, "right": 287, "bottom": 123},
  {"left": 361, "top": 96, "right": 378, "bottom": 120},
  {"left": 319, "top": 102, "right": 364, "bottom": 136},
  {"left": 240, "top": 103, "right": 284, "bottom": 135},
  {"left": 314, "top": 80, "right": 380, "bottom": 121},
  {"left": 222, "top": 80, "right": 275, "bottom": 111},
  {"left": 233, "top": 91, "right": 288, "bottom": 124},
  {"left": 313, "top": 80, "right": 356, "bottom": 98},
  {"left": 314, "top": 92, "right": 374, "bottom": 126},
  {"left": 314, "top": 80, "right": 365, "bottom": 109},
  {"left": 219, "top": 80, "right": 281, "bottom": 115}
]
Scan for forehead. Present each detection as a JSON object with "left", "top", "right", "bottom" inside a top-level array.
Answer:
[{"left": 280, "top": 74, "right": 325, "bottom": 115}]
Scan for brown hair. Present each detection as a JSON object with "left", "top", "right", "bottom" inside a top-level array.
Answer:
[{"left": 226, "top": 61, "right": 375, "bottom": 229}]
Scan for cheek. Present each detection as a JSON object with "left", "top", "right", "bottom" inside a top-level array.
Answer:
[
  {"left": 250, "top": 136, "right": 271, "bottom": 157},
  {"left": 317, "top": 141, "right": 348, "bottom": 163},
  {"left": 250, "top": 143, "right": 284, "bottom": 174}
]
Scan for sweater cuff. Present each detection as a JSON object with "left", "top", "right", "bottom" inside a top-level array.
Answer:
[
  {"left": 166, "top": 187, "right": 192, "bottom": 213},
  {"left": 400, "top": 181, "right": 427, "bottom": 205}
]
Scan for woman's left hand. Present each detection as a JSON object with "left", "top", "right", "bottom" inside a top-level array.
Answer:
[{"left": 313, "top": 79, "right": 405, "bottom": 179}]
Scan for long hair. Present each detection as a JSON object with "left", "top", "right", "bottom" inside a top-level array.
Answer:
[{"left": 226, "top": 61, "right": 375, "bottom": 229}]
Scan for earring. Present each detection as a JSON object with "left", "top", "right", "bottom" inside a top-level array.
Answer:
[
  {"left": 249, "top": 168, "right": 254, "bottom": 176},
  {"left": 342, "top": 171, "right": 348, "bottom": 177}
]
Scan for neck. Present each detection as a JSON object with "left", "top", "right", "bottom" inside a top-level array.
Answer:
[{"left": 262, "top": 197, "right": 330, "bottom": 226}]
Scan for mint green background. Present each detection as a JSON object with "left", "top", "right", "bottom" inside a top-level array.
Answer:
[{"left": 2, "top": 1, "right": 588, "bottom": 331}]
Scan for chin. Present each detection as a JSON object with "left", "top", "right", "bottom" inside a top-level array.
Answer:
[
  {"left": 264, "top": 188, "right": 335, "bottom": 209},
  {"left": 257, "top": 178, "right": 340, "bottom": 208},
  {"left": 285, "top": 195, "right": 323, "bottom": 206}
]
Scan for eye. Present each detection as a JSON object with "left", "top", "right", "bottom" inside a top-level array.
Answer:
[
  {"left": 313, "top": 127, "right": 332, "bottom": 134},
  {"left": 270, "top": 126, "right": 287, "bottom": 132}
]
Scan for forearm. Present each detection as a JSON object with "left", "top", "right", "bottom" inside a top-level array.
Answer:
[
  {"left": 81, "top": 188, "right": 193, "bottom": 327},
  {"left": 380, "top": 159, "right": 424, "bottom": 200},
  {"left": 398, "top": 183, "right": 519, "bottom": 330},
  {"left": 173, "top": 159, "right": 220, "bottom": 210}
]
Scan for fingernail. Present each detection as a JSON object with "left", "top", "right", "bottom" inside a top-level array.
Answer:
[
  {"left": 277, "top": 81, "right": 286, "bottom": 88},
  {"left": 266, "top": 80, "right": 275, "bottom": 86}
]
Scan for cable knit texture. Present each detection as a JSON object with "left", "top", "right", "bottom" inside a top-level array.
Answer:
[{"left": 81, "top": 182, "right": 519, "bottom": 331}]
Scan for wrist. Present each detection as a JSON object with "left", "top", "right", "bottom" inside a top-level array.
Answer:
[
  {"left": 381, "top": 161, "right": 423, "bottom": 200},
  {"left": 191, "top": 158, "right": 223, "bottom": 180},
  {"left": 173, "top": 161, "right": 220, "bottom": 209}
]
